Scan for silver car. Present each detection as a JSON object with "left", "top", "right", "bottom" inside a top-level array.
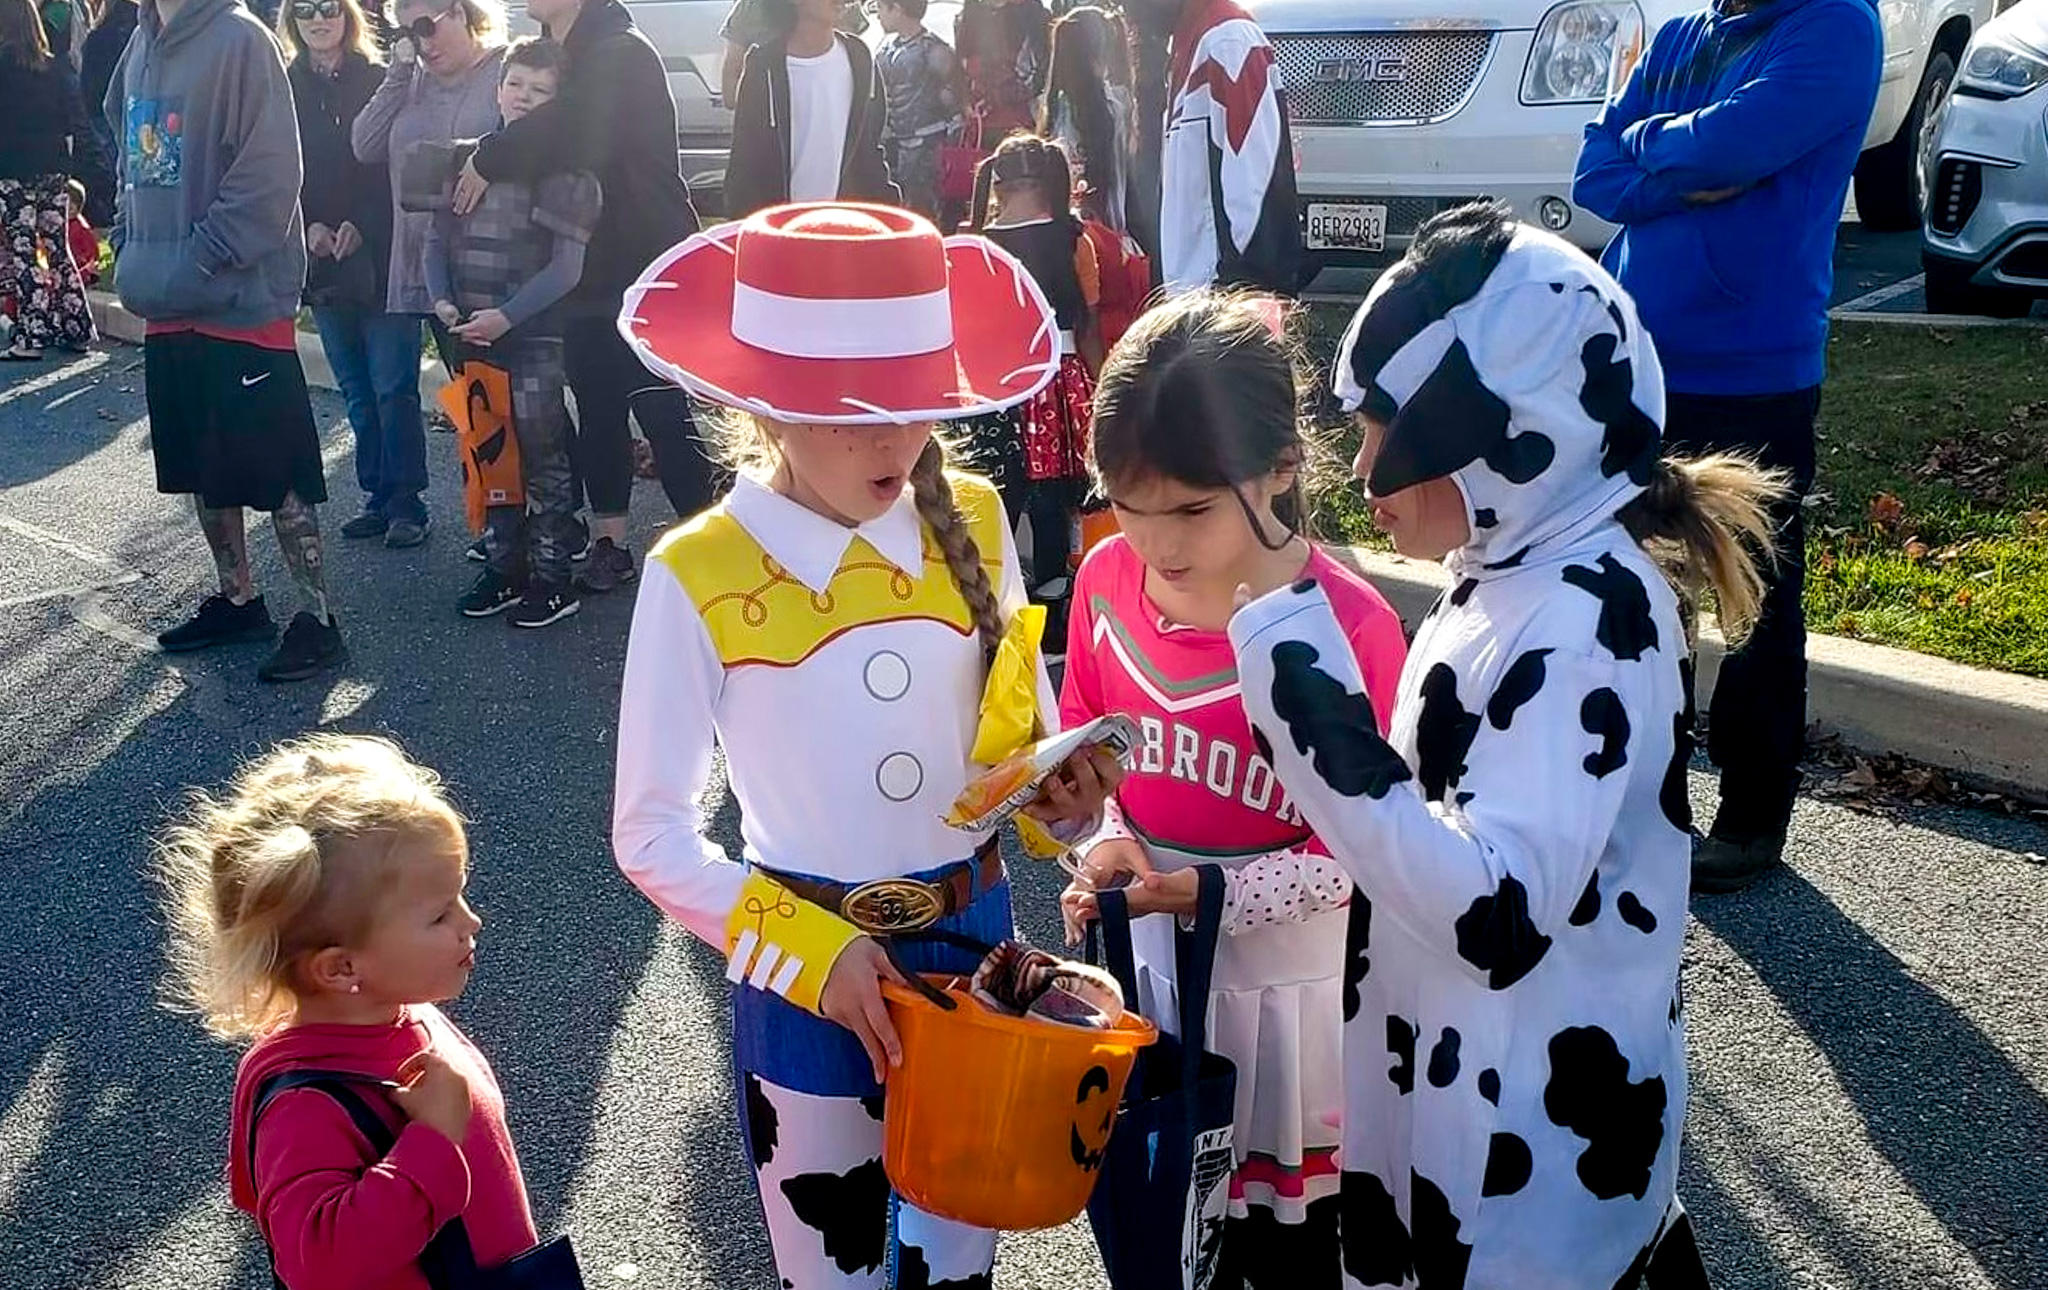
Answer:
[{"left": 1922, "top": 0, "right": 2048, "bottom": 316}]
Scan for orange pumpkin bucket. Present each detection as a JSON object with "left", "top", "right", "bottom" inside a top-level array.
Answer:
[{"left": 880, "top": 974, "right": 1157, "bottom": 1230}]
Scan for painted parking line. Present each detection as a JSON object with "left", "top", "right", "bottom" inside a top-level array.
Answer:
[
  {"left": 0, "top": 351, "right": 109, "bottom": 407},
  {"left": 1835, "top": 273, "right": 1926, "bottom": 314},
  {"left": 0, "top": 513, "right": 152, "bottom": 648}
]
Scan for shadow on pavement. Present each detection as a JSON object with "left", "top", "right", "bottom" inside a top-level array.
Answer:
[
  {"left": 1694, "top": 869, "right": 2048, "bottom": 1289},
  {"left": 0, "top": 347, "right": 148, "bottom": 493},
  {"left": 0, "top": 607, "right": 654, "bottom": 1286}
]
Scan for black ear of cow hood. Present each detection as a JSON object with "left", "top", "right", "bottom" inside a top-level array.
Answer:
[{"left": 1334, "top": 201, "right": 1515, "bottom": 450}]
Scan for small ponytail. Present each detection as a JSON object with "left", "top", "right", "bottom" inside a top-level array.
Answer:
[
  {"left": 1618, "top": 453, "right": 1788, "bottom": 647},
  {"left": 909, "top": 437, "right": 1007, "bottom": 663}
]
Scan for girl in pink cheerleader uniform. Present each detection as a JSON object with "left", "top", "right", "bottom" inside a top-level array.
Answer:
[{"left": 1060, "top": 291, "right": 1409, "bottom": 1288}]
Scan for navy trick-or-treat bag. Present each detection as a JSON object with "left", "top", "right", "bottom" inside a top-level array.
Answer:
[
  {"left": 249, "top": 1071, "right": 584, "bottom": 1290},
  {"left": 1086, "top": 866, "right": 1239, "bottom": 1290}
]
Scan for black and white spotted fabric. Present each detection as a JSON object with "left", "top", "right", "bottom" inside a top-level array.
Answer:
[{"left": 1228, "top": 223, "right": 1693, "bottom": 1287}]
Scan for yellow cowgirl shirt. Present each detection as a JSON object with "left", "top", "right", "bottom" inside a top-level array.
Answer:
[{"left": 613, "top": 471, "right": 1058, "bottom": 1003}]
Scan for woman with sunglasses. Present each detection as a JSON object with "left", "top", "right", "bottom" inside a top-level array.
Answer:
[
  {"left": 279, "top": 0, "right": 417, "bottom": 548},
  {"left": 348, "top": 0, "right": 508, "bottom": 550}
]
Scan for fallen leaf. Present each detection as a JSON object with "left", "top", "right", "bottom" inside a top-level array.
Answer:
[
  {"left": 1904, "top": 539, "right": 1929, "bottom": 561},
  {"left": 1868, "top": 492, "right": 1906, "bottom": 529}
]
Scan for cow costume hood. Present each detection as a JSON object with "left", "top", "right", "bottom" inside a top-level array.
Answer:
[{"left": 1332, "top": 211, "right": 1665, "bottom": 579}]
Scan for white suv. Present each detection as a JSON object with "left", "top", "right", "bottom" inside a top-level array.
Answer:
[{"left": 1251, "top": 0, "right": 1995, "bottom": 286}]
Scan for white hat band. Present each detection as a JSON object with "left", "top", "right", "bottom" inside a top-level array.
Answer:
[{"left": 730, "top": 282, "right": 955, "bottom": 361}]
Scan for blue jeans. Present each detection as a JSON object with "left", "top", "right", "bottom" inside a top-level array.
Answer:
[{"left": 312, "top": 307, "right": 428, "bottom": 524}]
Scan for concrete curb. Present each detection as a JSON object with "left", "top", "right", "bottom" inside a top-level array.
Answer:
[
  {"left": 1329, "top": 547, "right": 2048, "bottom": 803},
  {"left": 88, "top": 290, "right": 443, "bottom": 401},
  {"left": 1830, "top": 309, "right": 2048, "bottom": 328}
]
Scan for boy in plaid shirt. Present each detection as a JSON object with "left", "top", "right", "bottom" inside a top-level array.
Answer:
[{"left": 410, "top": 38, "right": 601, "bottom": 629}]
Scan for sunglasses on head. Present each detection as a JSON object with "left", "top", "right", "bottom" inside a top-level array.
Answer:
[
  {"left": 291, "top": 0, "right": 342, "bottom": 19},
  {"left": 399, "top": 4, "right": 461, "bottom": 41}
]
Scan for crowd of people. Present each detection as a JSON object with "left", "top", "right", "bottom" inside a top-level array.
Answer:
[{"left": 17, "top": 0, "right": 1886, "bottom": 1282}]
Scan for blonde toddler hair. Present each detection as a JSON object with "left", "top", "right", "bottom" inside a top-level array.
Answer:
[{"left": 155, "top": 734, "right": 463, "bottom": 1040}]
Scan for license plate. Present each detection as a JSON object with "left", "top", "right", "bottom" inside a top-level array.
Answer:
[{"left": 1305, "top": 202, "right": 1388, "bottom": 252}]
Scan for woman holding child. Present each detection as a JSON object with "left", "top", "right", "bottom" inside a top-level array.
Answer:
[{"left": 348, "top": 0, "right": 508, "bottom": 549}]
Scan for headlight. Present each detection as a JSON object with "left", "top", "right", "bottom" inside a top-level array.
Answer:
[
  {"left": 1959, "top": 34, "right": 2048, "bottom": 99},
  {"left": 1522, "top": 1, "right": 1646, "bottom": 105}
]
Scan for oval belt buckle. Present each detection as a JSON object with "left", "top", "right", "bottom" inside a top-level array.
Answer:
[{"left": 841, "top": 877, "right": 946, "bottom": 935}]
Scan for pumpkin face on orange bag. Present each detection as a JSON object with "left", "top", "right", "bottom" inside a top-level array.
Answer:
[{"left": 436, "top": 362, "right": 524, "bottom": 533}]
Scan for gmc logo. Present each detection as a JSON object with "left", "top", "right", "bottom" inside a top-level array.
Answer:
[{"left": 1315, "top": 56, "right": 1409, "bottom": 84}]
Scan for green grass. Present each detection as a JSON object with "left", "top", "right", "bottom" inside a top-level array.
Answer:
[
  {"left": 1805, "top": 322, "right": 2048, "bottom": 676},
  {"left": 1294, "top": 306, "right": 2048, "bottom": 678}
]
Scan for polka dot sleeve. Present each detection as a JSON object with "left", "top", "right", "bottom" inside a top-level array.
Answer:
[{"left": 1219, "top": 848, "right": 1355, "bottom": 936}]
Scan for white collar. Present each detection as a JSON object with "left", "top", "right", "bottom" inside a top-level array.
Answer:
[{"left": 725, "top": 474, "right": 927, "bottom": 594}]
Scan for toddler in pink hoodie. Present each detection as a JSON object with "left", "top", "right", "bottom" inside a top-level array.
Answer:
[{"left": 157, "top": 734, "right": 539, "bottom": 1290}]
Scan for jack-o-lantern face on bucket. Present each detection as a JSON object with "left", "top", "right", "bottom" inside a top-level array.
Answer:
[{"left": 1070, "top": 1064, "right": 1116, "bottom": 1173}]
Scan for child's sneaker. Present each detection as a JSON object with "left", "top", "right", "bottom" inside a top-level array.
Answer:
[
  {"left": 465, "top": 536, "right": 488, "bottom": 563},
  {"left": 508, "top": 583, "right": 581, "bottom": 629},
  {"left": 458, "top": 569, "right": 522, "bottom": 617}
]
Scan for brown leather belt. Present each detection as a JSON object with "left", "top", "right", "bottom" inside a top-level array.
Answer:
[{"left": 765, "top": 836, "right": 1003, "bottom": 936}]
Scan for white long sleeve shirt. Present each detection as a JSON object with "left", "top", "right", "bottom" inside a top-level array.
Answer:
[{"left": 613, "top": 472, "right": 1054, "bottom": 948}]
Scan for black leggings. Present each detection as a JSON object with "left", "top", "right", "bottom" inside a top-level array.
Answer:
[
  {"left": 562, "top": 314, "right": 721, "bottom": 519},
  {"left": 1665, "top": 385, "right": 1821, "bottom": 838}
]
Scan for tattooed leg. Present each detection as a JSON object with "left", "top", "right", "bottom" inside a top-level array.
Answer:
[
  {"left": 194, "top": 498, "right": 255, "bottom": 603},
  {"left": 270, "top": 492, "right": 332, "bottom": 623}
]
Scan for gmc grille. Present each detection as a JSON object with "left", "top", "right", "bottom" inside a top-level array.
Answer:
[{"left": 1271, "top": 31, "right": 1496, "bottom": 127}]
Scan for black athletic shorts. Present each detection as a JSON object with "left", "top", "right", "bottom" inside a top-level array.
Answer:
[{"left": 146, "top": 330, "right": 328, "bottom": 510}]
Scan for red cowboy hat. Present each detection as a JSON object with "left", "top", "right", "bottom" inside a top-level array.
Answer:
[{"left": 618, "top": 203, "right": 1061, "bottom": 425}]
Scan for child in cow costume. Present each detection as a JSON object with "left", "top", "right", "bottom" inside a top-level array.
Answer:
[
  {"left": 609, "top": 202, "right": 1114, "bottom": 1289},
  {"left": 1225, "top": 203, "right": 1778, "bottom": 1288}
]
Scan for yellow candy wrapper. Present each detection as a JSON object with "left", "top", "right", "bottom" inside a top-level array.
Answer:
[{"left": 943, "top": 715, "right": 1140, "bottom": 842}]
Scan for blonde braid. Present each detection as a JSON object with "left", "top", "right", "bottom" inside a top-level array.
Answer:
[{"left": 909, "top": 437, "right": 1006, "bottom": 663}]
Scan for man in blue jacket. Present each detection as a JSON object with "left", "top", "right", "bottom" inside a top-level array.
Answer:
[{"left": 1575, "top": 0, "right": 1881, "bottom": 893}]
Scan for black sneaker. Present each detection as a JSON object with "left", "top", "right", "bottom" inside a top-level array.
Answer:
[
  {"left": 569, "top": 526, "right": 592, "bottom": 563},
  {"left": 508, "top": 583, "right": 581, "bottom": 629},
  {"left": 158, "top": 594, "right": 275, "bottom": 652},
  {"left": 339, "top": 511, "right": 388, "bottom": 540},
  {"left": 257, "top": 611, "right": 345, "bottom": 683},
  {"left": 458, "top": 569, "right": 522, "bottom": 617},
  {"left": 573, "top": 538, "right": 638, "bottom": 594},
  {"left": 465, "top": 536, "right": 488, "bottom": 563},
  {"left": 1690, "top": 827, "right": 1788, "bottom": 895}
]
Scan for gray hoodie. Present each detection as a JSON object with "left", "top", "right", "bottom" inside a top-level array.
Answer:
[{"left": 105, "top": 0, "right": 306, "bottom": 327}]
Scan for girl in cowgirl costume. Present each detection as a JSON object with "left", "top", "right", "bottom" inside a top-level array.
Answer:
[{"left": 611, "top": 202, "right": 1117, "bottom": 1289}]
